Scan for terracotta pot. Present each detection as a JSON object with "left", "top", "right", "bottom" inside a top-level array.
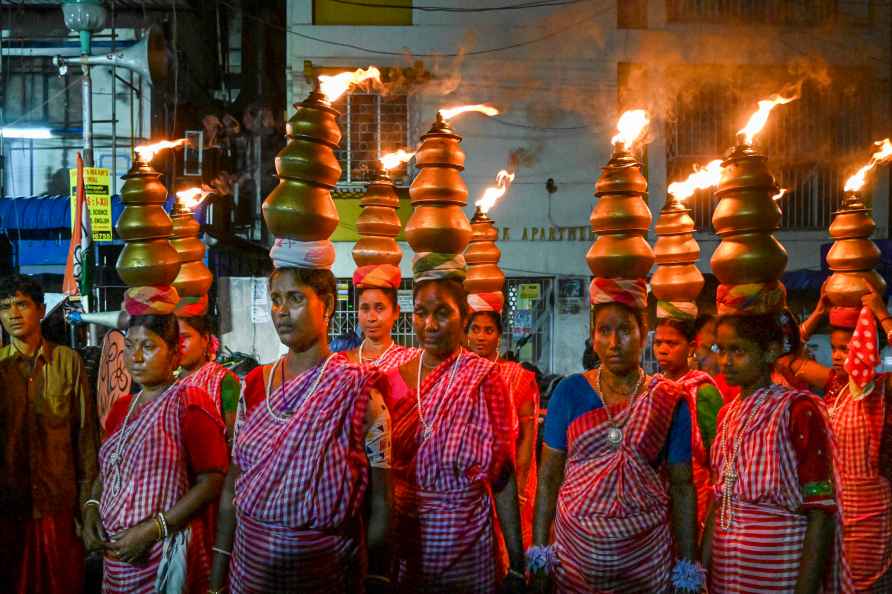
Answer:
[
  {"left": 710, "top": 232, "right": 788, "bottom": 285},
  {"left": 262, "top": 180, "right": 340, "bottom": 241},
  {"left": 586, "top": 234, "right": 654, "bottom": 279},
  {"left": 116, "top": 240, "right": 181, "bottom": 287},
  {"left": 587, "top": 146, "right": 653, "bottom": 279},
  {"left": 115, "top": 205, "right": 173, "bottom": 241},
  {"left": 406, "top": 115, "right": 473, "bottom": 258},
  {"left": 824, "top": 270, "right": 887, "bottom": 308},
  {"left": 263, "top": 88, "right": 341, "bottom": 241},
  {"left": 352, "top": 236, "right": 403, "bottom": 267},
  {"left": 651, "top": 264, "right": 705, "bottom": 302},
  {"left": 404, "top": 204, "right": 472, "bottom": 254}
]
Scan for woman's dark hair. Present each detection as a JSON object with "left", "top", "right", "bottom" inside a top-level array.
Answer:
[
  {"left": 655, "top": 317, "right": 697, "bottom": 341},
  {"left": 269, "top": 267, "right": 337, "bottom": 305},
  {"left": 716, "top": 313, "right": 785, "bottom": 354},
  {"left": 465, "top": 310, "right": 503, "bottom": 335},
  {"left": 413, "top": 278, "right": 469, "bottom": 320},
  {"left": 179, "top": 314, "right": 213, "bottom": 337},
  {"left": 128, "top": 314, "right": 180, "bottom": 350},
  {"left": 591, "top": 302, "right": 647, "bottom": 340},
  {"left": 693, "top": 313, "right": 716, "bottom": 336},
  {"left": 0, "top": 273, "right": 44, "bottom": 306},
  {"left": 357, "top": 286, "right": 398, "bottom": 309}
]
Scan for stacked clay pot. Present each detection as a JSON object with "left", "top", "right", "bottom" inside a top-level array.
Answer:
[
  {"left": 263, "top": 86, "right": 341, "bottom": 240},
  {"left": 353, "top": 170, "right": 403, "bottom": 268},
  {"left": 115, "top": 157, "right": 181, "bottom": 287},
  {"left": 405, "top": 113, "right": 472, "bottom": 255},
  {"left": 825, "top": 191, "right": 887, "bottom": 309},
  {"left": 464, "top": 207, "right": 504, "bottom": 302},
  {"left": 170, "top": 199, "right": 213, "bottom": 301},
  {"left": 586, "top": 143, "right": 654, "bottom": 279},
  {"left": 652, "top": 194, "right": 704, "bottom": 310},
  {"left": 711, "top": 143, "right": 787, "bottom": 291}
]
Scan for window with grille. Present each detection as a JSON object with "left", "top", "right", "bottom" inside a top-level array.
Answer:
[
  {"left": 330, "top": 92, "right": 411, "bottom": 186},
  {"left": 666, "top": 0, "right": 837, "bottom": 25},
  {"left": 1, "top": 56, "right": 82, "bottom": 128},
  {"left": 666, "top": 70, "right": 871, "bottom": 232}
]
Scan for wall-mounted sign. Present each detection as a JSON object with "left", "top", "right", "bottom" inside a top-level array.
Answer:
[{"left": 496, "top": 226, "right": 595, "bottom": 242}]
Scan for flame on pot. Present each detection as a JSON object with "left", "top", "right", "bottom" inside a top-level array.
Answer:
[
  {"left": 476, "top": 170, "right": 516, "bottom": 214},
  {"left": 667, "top": 159, "right": 724, "bottom": 202},
  {"left": 380, "top": 149, "right": 416, "bottom": 171},
  {"left": 134, "top": 138, "right": 188, "bottom": 162},
  {"left": 738, "top": 93, "right": 798, "bottom": 145},
  {"left": 610, "top": 109, "right": 649, "bottom": 149},
  {"left": 844, "top": 138, "right": 892, "bottom": 192},
  {"left": 319, "top": 66, "right": 381, "bottom": 102},
  {"left": 176, "top": 187, "right": 210, "bottom": 211},
  {"left": 438, "top": 104, "right": 499, "bottom": 121},
  {"left": 772, "top": 188, "right": 788, "bottom": 202}
]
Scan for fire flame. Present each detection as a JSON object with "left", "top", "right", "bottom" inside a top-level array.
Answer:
[
  {"left": 844, "top": 138, "right": 892, "bottom": 192},
  {"left": 610, "top": 109, "right": 650, "bottom": 148},
  {"left": 737, "top": 93, "right": 798, "bottom": 145},
  {"left": 380, "top": 149, "right": 415, "bottom": 171},
  {"left": 176, "top": 187, "right": 210, "bottom": 211},
  {"left": 772, "top": 188, "right": 788, "bottom": 202},
  {"left": 438, "top": 104, "right": 500, "bottom": 121},
  {"left": 476, "top": 170, "right": 516, "bottom": 214},
  {"left": 134, "top": 138, "right": 188, "bottom": 162},
  {"left": 667, "top": 159, "right": 724, "bottom": 202},
  {"left": 318, "top": 66, "right": 381, "bottom": 102}
]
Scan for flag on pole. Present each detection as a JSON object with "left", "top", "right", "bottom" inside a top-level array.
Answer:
[{"left": 63, "top": 153, "right": 92, "bottom": 310}]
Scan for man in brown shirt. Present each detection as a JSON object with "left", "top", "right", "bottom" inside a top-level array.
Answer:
[{"left": 0, "top": 274, "right": 98, "bottom": 594}]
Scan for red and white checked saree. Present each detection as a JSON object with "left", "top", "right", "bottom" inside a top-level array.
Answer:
[
  {"left": 709, "top": 384, "right": 842, "bottom": 594},
  {"left": 829, "top": 374, "right": 892, "bottom": 592},
  {"left": 553, "top": 377, "right": 683, "bottom": 593},
  {"left": 98, "top": 384, "right": 224, "bottom": 594},
  {"left": 385, "top": 350, "right": 515, "bottom": 593},
  {"left": 658, "top": 369, "right": 717, "bottom": 532},
  {"left": 177, "top": 361, "right": 237, "bottom": 419},
  {"left": 365, "top": 344, "right": 418, "bottom": 372},
  {"left": 230, "top": 355, "right": 383, "bottom": 593}
]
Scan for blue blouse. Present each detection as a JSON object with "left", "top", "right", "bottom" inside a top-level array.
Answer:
[{"left": 543, "top": 372, "right": 692, "bottom": 464}]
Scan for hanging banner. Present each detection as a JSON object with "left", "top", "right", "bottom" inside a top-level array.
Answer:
[{"left": 69, "top": 167, "right": 113, "bottom": 241}]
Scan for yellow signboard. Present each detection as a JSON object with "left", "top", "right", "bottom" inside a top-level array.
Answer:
[
  {"left": 518, "top": 283, "right": 541, "bottom": 300},
  {"left": 70, "top": 167, "right": 113, "bottom": 242}
]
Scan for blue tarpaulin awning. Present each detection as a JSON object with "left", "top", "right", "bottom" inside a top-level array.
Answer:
[{"left": 0, "top": 194, "right": 126, "bottom": 231}]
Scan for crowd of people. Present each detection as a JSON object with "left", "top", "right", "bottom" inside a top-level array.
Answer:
[{"left": 1, "top": 268, "right": 891, "bottom": 594}]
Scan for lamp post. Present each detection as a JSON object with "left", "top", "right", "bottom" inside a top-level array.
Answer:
[{"left": 62, "top": 0, "right": 107, "bottom": 167}]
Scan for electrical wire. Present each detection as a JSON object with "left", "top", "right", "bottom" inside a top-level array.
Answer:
[
  {"left": 219, "top": 0, "right": 609, "bottom": 58},
  {"left": 327, "top": 0, "right": 588, "bottom": 12}
]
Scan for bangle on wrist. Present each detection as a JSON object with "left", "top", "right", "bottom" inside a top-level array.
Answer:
[
  {"left": 82, "top": 499, "right": 100, "bottom": 510},
  {"left": 365, "top": 574, "right": 391, "bottom": 584},
  {"left": 155, "top": 512, "right": 169, "bottom": 540},
  {"left": 212, "top": 546, "right": 231, "bottom": 557}
]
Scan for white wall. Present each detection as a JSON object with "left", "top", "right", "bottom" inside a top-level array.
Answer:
[{"left": 281, "top": 0, "right": 891, "bottom": 373}]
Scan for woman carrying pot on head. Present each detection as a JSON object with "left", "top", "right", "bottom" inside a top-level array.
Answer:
[
  {"left": 652, "top": 309, "right": 724, "bottom": 535},
  {"left": 465, "top": 298, "right": 540, "bottom": 550},
  {"left": 208, "top": 240, "right": 393, "bottom": 594},
  {"left": 703, "top": 282, "right": 843, "bottom": 593},
  {"left": 385, "top": 255, "right": 525, "bottom": 593},
  {"left": 530, "top": 279, "right": 700, "bottom": 593},
  {"left": 343, "top": 265, "right": 416, "bottom": 371},
  {"left": 82, "top": 287, "right": 228, "bottom": 593}
]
